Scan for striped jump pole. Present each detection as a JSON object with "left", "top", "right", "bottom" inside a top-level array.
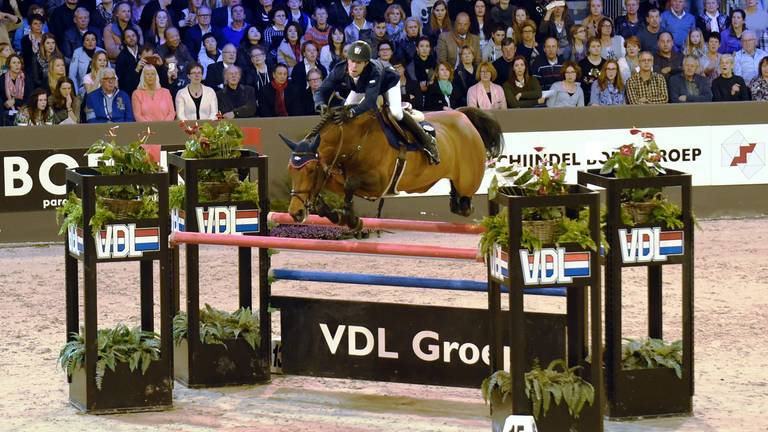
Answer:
[
  {"left": 170, "top": 231, "right": 483, "bottom": 261},
  {"left": 267, "top": 212, "right": 486, "bottom": 235},
  {"left": 270, "top": 268, "right": 567, "bottom": 297}
]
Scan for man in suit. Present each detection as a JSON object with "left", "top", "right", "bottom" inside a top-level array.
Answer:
[
  {"left": 436, "top": 12, "right": 479, "bottom": 68},
  {"left": 288, "top": 66, "right": 323, "bottom": 115},
  {"left": 327, "top": 0, "right": 353, "bottom": 29},
  {"left": 182, "top": 5, "right": 222, "bottom": 55},
  {"left": 62, "top": 7, "right": 103, "bottom": 60},
  {"left": 84, "top": 67, "right": 135, "bottom": 122},
  {"left": 205, "top": 42, "right": 237, "bottom": 88},
  {"left": 217, "top": 65, "right": 257, "bottom": 117}
]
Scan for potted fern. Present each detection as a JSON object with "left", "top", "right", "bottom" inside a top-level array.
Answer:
[
  {"left": 172, "top": 304, "right": 265, "bottom": 387},
  {"left": 482, "top": 359, "right": 596, "bottom": 432},
  {"left": 622, "top": 338, "right": 683, "bottom": 378},
  {"left": 58, "top": 324, "right": 171, "bottom": 412}
]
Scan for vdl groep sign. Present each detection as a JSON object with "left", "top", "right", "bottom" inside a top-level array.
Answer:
[
  {"left": 68, "top": 224, "right": 161, "bottom": 259},
  {"left": 171, "top": 206, "right": 259, "bottom": 234}
]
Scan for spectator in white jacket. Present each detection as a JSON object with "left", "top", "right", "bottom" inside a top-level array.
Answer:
[{"left": 175, "top": 62, "right": 218, "bottom": 120}]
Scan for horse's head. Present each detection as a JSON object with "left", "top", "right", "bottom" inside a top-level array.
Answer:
[{"left": 280, "top": 133, "right": 323, "bottom": 223}]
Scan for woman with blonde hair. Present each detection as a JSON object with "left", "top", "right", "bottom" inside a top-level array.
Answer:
[
  {"left": 31, "top": 33, "right": 63, "bottom": 89},
  {"left": 590, "top": 59, "right": 625, "bottom": 105},
  {"left": 467, "top": 61, "right": 506, "bottom": 109},
  {"left": 582, "top": 0, "right": 606, "bottom": 39},
  {"left": 82, "top": 51, "right": 111, "bottom": 95},
  {"left": 385, "top": 4, "right": 407, "bottom": 42},
  {"left": 683, "top": 28, "right": 706, "bottom": 62},
  {"left": 132, "top": 65, "right": 175, "bottom": 121},
  {"left": 45, "top": 56, "right": 66, "bottom": 93}
]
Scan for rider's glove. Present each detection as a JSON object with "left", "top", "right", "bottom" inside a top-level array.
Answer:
[
  {"left": 332, "top": 107, "right": 354, "bottom": 125},
  {"left": 315, "top": 103, "right": 329, "bottom": 115}
]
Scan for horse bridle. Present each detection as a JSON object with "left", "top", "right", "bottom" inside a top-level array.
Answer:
[{"left": 289, "top": 125, "right": 346, "bottom": 208}]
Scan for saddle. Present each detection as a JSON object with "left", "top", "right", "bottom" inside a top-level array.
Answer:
[{"left": 376, "top": 102, "right": 435, "bottom": 153}]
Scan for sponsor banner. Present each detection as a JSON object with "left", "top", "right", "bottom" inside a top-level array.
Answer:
[
  {"left": 275, "top": 296, "right": 566, "bottom": 388},
  {"left": 69, "top": 223, "right": 161, "bottom": 259},
  {"left": 1, "top": 146, "right": 182, "bottom": 212},
  {"left": 171, "top": 207, "right": 260, "bottom": 234},
  {"left": 406, "top": 124, "right": 768, "bottom": 196},
  {"left": 618, "top": 227, "right": 684, "bottom": 264}
]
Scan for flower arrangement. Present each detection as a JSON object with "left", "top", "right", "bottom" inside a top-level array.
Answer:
[
  {"left": 600, "top": 128, "right": 684, "bottom": 228},
  {"left": 170, "top": 119, "right": 259, "bottom": 208},
  {"left": 56, "top": 127, "right": 161, "bottom": 233},
  {"left": 481, "top": 160, "right": 601, "bottom": 253}
]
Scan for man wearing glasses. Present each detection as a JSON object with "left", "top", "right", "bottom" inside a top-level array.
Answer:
[
  {"left": 84, "top": 68, "right": 135, "bottom": 123},
  {"left": 733, "top": 30, "right": 768, "bottom": 82},
  {"left": 183, "top": 6, "right": 223, "bottom": 57},
  {"left": 625, "top": 51, "right": 668, "bottom": 104}
]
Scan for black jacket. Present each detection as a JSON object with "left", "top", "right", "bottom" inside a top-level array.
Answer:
[
  {"left": 290, "top": 61, "right": 328, "bottom": 85},
  {"left": 452, "top": 65, "right": 477, "bottom": 107},
  {"left": 204, "top": 61, "right": 232, "bottom": 89},
  {"left": 314, "top": 59, "right": 400, "bottom": 117},
  {"left": 327, "top": 0, "right": 353, "bottom": 29},
  {"left": 62, "top": 26, "right": 104, "bottom": 60},
  {"left": 217, "top": 84, "right": 258, "bottom": 117},
  {"left": 423, "top": 81, "right": 460, "bottom": 111},
  {"left": 115, "top": 47, "right": 142, "bottom": 96},
  {"left": 183, "top": 25, "right": 224, "bottom": 57},
  {"left": 287, "top": 85, "right": 317, "bottom": 116}
]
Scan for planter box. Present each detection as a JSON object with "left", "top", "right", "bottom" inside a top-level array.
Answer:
[
  {"left": 609, "top": 367, "right": 691, "bottom": 418},
  {"left": 69, "top": 360, "right": 172, "bottom": 414},
  {"left": 174, "top": 337, "right": 268, "bottom": 388},
  {"left": 489, "top": 391, "right": 602, "bottom": 432}
]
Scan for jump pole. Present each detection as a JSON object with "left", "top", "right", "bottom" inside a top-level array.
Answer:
[
  {"left": 267, "top": 212, "right": 486, "bottom": 235},
  {"left": 270, "top": 268, "right": 567, "bottom": 297},
  {"left": 170, "top": 231, "right": 483, "bottom": 261}
]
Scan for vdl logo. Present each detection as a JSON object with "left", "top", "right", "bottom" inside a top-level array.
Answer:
[
  {"left": 618, "top": 228, "right": 684, "bottom": 263},
  {"left": 490, "top": 245, "right": 590, "bottom": 285},
  {"left": 171, "top": 206, "right": 259, "bottom": 234},
  {"left": 68, "top": 224, "right": 160, "bottom": 259}
]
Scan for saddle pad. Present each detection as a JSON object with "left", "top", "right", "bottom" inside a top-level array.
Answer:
[{"left": 377, "top": 113, "right": 436, "bottom": 152}]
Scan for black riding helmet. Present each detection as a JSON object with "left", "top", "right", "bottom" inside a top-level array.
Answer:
[{"left": 347, "top": 40, "right": 372, "bottom": 62}]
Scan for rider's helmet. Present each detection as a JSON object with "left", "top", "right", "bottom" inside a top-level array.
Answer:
[{"left": 347, "top": 40, "right": 372, "bottom": 62}]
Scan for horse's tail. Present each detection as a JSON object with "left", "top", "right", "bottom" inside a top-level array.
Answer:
[{"left": 456, "top": 107, "right": 503, "bottom": 159}]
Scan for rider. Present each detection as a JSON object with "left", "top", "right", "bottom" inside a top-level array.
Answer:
[{"left": 313, "top": 40, "right": 440, "bottom": 165}]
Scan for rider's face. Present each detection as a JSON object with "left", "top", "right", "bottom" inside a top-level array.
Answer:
[{"left": 347, "top": 59, "right": 368, "bottom": 77}]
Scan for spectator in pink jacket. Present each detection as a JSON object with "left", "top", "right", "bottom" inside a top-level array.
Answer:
[
  {"left": 131, "top": 64, "right": 176, "bottom": 121},
  {"left": 466, "top": 61, "right": 506, "bottom": 108}
]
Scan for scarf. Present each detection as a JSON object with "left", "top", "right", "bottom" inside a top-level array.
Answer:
[
  {"left": 290, "top": 42, "right": 302, "bottom": 63},
  {"left": 271, "top": 80, "right": 288, "bottom": 116},
  {"left": 438, "top": 79, "right": 453, "bottom": 96},
  {"left": 83, "top": 47, "right": 96, "bottom": 58},
  {"left": 413, "top": 54, "right": 436, "bottom": 82},
  {"left": 5, "top": 72, "right": 25, "bottom": 100}
]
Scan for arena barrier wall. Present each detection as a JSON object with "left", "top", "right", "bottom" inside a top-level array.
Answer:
[{"left": 2, "top": 102, "right": 767, "bottom": 242}]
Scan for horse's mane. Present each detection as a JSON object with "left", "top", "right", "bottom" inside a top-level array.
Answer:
[{"left": 303, "top": 109, "right": 335, "bottom": 141}]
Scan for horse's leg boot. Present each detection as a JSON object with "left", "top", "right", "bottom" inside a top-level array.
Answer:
[{"left": 398, "top": 112, "right": 440, "bottom": 165}]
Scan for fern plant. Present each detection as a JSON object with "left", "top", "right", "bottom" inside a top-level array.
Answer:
[
  {"left": 168, "top": 180, "right": 259, "bottom": 210},
  {"left": 481, "top": 359, "right": 595, "bottom": 420},
  {"left": 173, "top": 304, "right": 260, "bottom": 350},
  {"left": 622, "top": 337, "right": 683, "bottom": 378},
  {"left": 58, "top": 324, "right": 161, "bottom": 390}
]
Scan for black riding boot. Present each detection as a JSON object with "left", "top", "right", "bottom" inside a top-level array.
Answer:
[{"left": 398, "top": 112, "right": 440, "bottom": 165}]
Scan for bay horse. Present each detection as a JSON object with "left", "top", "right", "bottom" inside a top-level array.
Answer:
[{"left": 279, "top": 106, "right": 503, "bottom": 229}]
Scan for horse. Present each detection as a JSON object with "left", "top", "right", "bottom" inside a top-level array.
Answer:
[{"left": 279, "top": 106, "right": 503, "bottom": 229}]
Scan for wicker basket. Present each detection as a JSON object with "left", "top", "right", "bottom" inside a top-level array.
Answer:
[
  {"left": 522, "top": 219, "right": 560, "bottom": 244},
  {"left": 100, "top": 197, "right": 144, "bottom": 219},
  {"left": 622, "top": 201, "right": 657, "bottom": 224},
  {"left": 200, "top": 181, "right": 237, "bottom": 201}
]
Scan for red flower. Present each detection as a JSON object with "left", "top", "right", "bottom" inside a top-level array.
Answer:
[
  {"left": 648, "top": 154, "right": 662, "bottom": 162},
  {"left": 619, "top": 144, "right": 634, "bottom": 156},
  {"left": 200, "top": 137, "right": 210, "bottom": 150},
  {"left": 642, "top": 131, "right": 655, "bottom": 141},
  {"left": 630, "top": 128, "right": 642, "bottom": 135},
  {"left": 178, "top": 120, "right": 186, "bottom": 129},
  {"left": 216, "top": 112, "right": 224, "bottom": 120}
]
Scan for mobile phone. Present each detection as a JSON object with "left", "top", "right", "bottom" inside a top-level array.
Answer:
[{"left": 168, "top": 63, "right": 177, "bottom": 73}]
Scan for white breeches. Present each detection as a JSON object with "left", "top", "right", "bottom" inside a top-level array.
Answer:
[{"left": 344, "top": 84, "right": 404, "bottom": 121}]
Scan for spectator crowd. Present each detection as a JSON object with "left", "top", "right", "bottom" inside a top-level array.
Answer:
[{"left": 1, "top": 0, "right": 767, "bottom": 125}]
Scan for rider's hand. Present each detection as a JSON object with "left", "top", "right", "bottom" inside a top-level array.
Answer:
[
  {"left": 332, "top": 107, "right": 353, "bottom": 125},
  {"left": 315, "top": 103, "right": 329, "bottom": 115}
]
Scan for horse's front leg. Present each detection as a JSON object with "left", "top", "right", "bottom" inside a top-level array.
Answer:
[
  {"left": 313, "top": 195, "right": 341, "bottom": 224},
  {"left": 340, "top": 177, "right": 362, "bottom": 232}
]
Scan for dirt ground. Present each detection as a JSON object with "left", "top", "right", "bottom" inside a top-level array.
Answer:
[{"left": 1, "top": 218, "right": 766, "bottom": 432}]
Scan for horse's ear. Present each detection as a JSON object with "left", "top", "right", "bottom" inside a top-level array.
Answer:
[
  {"left": 279, "top": 134, "right": 296, "bottom": 151},
  {"left": 309, "top": 134, "right": 321, "bottom": 152}
]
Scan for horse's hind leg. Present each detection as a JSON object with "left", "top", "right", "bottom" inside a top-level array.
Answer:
[{"left": 449, "top": 182, "right": 474, "bottom": 217}]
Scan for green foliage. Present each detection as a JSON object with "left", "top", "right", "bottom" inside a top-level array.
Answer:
[
  {"left": 168, "top": 180, "right": 260, "bottom": 210},
  {"left": 600, "top": 128, "right": 666, "bottom": 203},
  {"left": 554, "top": 211, "right": 599, "bottom": 252},
  {"left": 56, "top": 193, "right": 83, "bottom": 235},
  {"left": 490, "top": 161, "right": 568, "bottom": 221},
  {"left": 173, "top": 304, "right": 260, "bottom": 350},
  {"left": 646, "top": 195, "right": 685, "bottom": 229},
  {"left": 481, "top": 359, "right": 595, "bottom": 421},
  {"left": 481, "top": 370, "right": 512, "bottom": 403},
  {"left": 180, "top": 120, "right": 243, "bottom": 159},
  {"left": 230, "top": 179, "right": 260, "bottom": 206},
  {"left": 479, "top": 209, "right": 509, "bottom": 255},
  {"left": 58, "top": 324, "right": 161, "bottom": 390},
  {"left": 525, "top": 359, "right": 595, "bottom": 420},
  {"left": 622, "top": 338, "right": 683, "bottom": 378}
]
